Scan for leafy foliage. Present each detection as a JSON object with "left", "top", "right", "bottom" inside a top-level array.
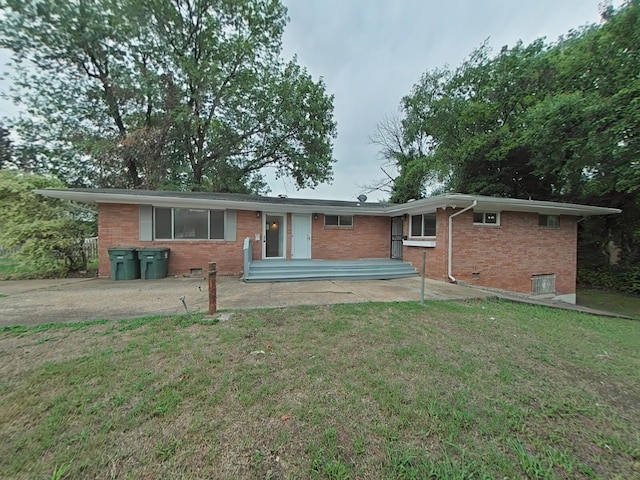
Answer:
[
  {"left": 0, "top": 0, "right": 337, "bottom": 193},
  {"left": 0, "top": 126, "right": 12, "bottom": 170},
  {"left": 0, "top": 170, "right": 95, "bottom": 277},
  {"left": 374, "top": 1, "right": 640, "bottom": 276},
  {"left": 578, "top": 266, "right": 640, "bottom": 295}
]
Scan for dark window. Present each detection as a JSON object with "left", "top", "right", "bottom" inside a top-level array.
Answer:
[
  {"left": 155, "top": 208, "right": 172, "bottom": 239},
  {"left": 538, "top": 214, "right": 559, "bottom": 228},
  {"left": 324, "top": 215, "right": 353, "bottom": 226},
  {"left": 210, "top": 210, "right": 225, "bottom": 239},
  {"left": 411, "top": 215, "right": 422, "bottom": 237},
  {"left": 154, "top": 208, "right": 225, "bottom": 240},
  {"left": 175, "top": 209, "right": 208, "bottom": 239},
  {"left": 473, "top": 211, "right": 500, "bottom": 225},
  {"left": 410, "top": 214, "right": 436, "bottom": 236}
]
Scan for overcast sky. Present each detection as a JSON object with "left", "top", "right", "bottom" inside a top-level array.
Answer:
[
  {"left": 0, "top": 1, "right": 623, "bottom": 200},
  {"left": 275, "top": 0, "right": 621, "bottom": 201}
]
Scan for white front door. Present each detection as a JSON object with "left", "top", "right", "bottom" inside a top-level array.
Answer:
[{"left": 291, "top": 214, "right": 312, "bottom": 259}]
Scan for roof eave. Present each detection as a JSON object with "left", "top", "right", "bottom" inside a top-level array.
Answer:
[
  {"left": 385, "top": 194, "right": 621, "bottom": 216},
  {"left": 34, "top": 189, "right": 621, "bottom": 217},
  {"left": 34, "top": 189, "right": 389, "bottom": 216}
]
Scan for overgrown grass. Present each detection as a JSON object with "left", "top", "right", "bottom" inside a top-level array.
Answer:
[
  {"left": 1, "top": 301, "right": 639, "bottom": 479},
  {"left": 577, "top": 288, "right": 640, "bottom": 319}
]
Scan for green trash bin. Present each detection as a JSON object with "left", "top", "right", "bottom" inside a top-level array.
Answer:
[
  {"left": 137, "top": 247, "right": 170, "bottom": 280},
  {"left": 108, "top": 247, "right": 140, "bottom": 281}
]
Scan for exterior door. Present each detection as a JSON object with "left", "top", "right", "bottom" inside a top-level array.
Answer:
[
  {"left": 263, "top": 213, "right": 286, "bottom": 258},
  {"left": 391, "top": 216, "right": 404, "bottom": 259},
  {"left": 291, "top": 214, "right": 312, "bottom": 259}
]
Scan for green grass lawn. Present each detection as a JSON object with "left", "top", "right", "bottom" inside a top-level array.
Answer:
[
  {"left": 1, "top": 301, "right": 639, "bottom": 479},
  {"left": 577, "top": 288, "right": 640, "bottom": 319}
]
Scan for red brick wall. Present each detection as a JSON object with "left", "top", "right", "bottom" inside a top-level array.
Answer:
[
  {"left": 98, "top": 206, "right": 393, "bottom": 277},
  {"left": 98, "top": 204, "right": 262, "bottom": 277},
  {"left": 402, "top": 208, "right": 577, "bottom": 295},
  {"left": 402, "top": 210, "right": 449, "bottom": 282},
  {"left": 311, "top": 215, "right": 390, "bottom": 260}
]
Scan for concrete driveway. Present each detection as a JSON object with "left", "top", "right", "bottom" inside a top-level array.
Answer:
[{"left": 0, "top": 276, "right": 493, "bottom": 326}]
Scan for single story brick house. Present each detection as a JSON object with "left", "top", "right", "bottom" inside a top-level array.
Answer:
[{"left": 36, "top": 189, "right": 620, "bottom": 304}]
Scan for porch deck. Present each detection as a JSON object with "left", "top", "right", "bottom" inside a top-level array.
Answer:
[{"left": 244, "top": 258, "right": 418, "bottom": 283}]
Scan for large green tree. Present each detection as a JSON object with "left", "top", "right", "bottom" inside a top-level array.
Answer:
[
  {"left": 0, "top": 125, "right": 12, "bottom": 170},
  {"left": 376, "top": 1, "right": 639, "bottom": 268},
  {"left": 0, "top": 0, "right": 337, "bottom": 192}
]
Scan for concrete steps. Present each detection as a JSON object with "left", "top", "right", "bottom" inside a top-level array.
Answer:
[{"left": 244, "top": 259, "right": 418, "bottom": 282}]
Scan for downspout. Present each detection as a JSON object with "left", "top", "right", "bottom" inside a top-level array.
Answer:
[{"left": 448, "top": 200, "right": 477, "bottom": 283}]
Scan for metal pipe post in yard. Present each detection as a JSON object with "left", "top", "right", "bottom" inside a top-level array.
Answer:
[
  {"left": 208, "top": 262, "right": 217, "bottom": 315},
  {"left": 421, "top": 251, "right": 426, "bottom": 304}
]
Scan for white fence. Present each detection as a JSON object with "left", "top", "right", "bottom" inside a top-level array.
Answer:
[
  {"left": 83, "top": 237, "right": 99, "bottom": 260},
  {"left": 0, "top": 237, "right": 99, "bottom": 260}
]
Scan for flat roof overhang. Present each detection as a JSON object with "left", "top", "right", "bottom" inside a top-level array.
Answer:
[
  {"left": 34, "top": 190, "right": 622, "bottom": 217},
  {"left": 34, "top": 189, "right": 388, "bottom": 216},
  {"left": 384, "top": 194, "right": 622, "bottom": 217}
]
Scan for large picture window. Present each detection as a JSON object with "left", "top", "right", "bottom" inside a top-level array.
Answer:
[
  {"left": 410, "top": 213, "right": 436, "bottom": 237},
  {"left": 154, "top": 208, "right": 225, "bottom": 240}
]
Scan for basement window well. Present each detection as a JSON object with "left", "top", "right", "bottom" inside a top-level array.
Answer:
[{"left": 532, "top": 274, "right": 555, "bottom": 295}]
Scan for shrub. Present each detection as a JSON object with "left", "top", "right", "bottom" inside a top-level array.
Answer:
[
  {"left": 578, "top": 265, "right": 640, "bottom": 295},
  {"left": 0, "top": 170, "right": 95, "bottom": 277}
]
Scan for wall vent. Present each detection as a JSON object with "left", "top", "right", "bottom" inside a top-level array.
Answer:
[{"left": 532, "top": 274, "right": 555, "bottom": 295}]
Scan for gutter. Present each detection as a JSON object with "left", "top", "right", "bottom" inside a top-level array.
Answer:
[{"left": 448, "top": 200, "right": 477, "bottom": 283}]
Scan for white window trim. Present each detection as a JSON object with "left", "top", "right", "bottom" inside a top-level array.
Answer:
[
  {"left": 538, "top": 214, "right": 560, "bottom": 228},
  {"left": 324, "top": 214, "right": 354, "bottom": 227},
  {"left": 410, "top": 213, "right": 437, "bottom": 238},
  {"left": 154, "top": 207, "right": 227, "bottom": 241},
  {"left": 403, "top": 239, "right": 436, "bottom": 248},
  {"left": 473, "top": 211, "right": 501, "bottom": 226}
]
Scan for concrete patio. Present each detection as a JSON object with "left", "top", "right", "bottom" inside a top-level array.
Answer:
[{"left": 0, "top": 275, "right": 493, "bottom": 326}]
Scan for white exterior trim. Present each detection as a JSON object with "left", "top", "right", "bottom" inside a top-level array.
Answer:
[
  {"left": 403, "top": 240, "right": 436, "bottom": 248},
  {"left": 35, "top": 190, "right": 622, "bottom": 218}
]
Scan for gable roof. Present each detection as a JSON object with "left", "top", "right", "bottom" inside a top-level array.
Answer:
[{"left": 35, "top": 188, "right": 621, "bottom": 217}]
